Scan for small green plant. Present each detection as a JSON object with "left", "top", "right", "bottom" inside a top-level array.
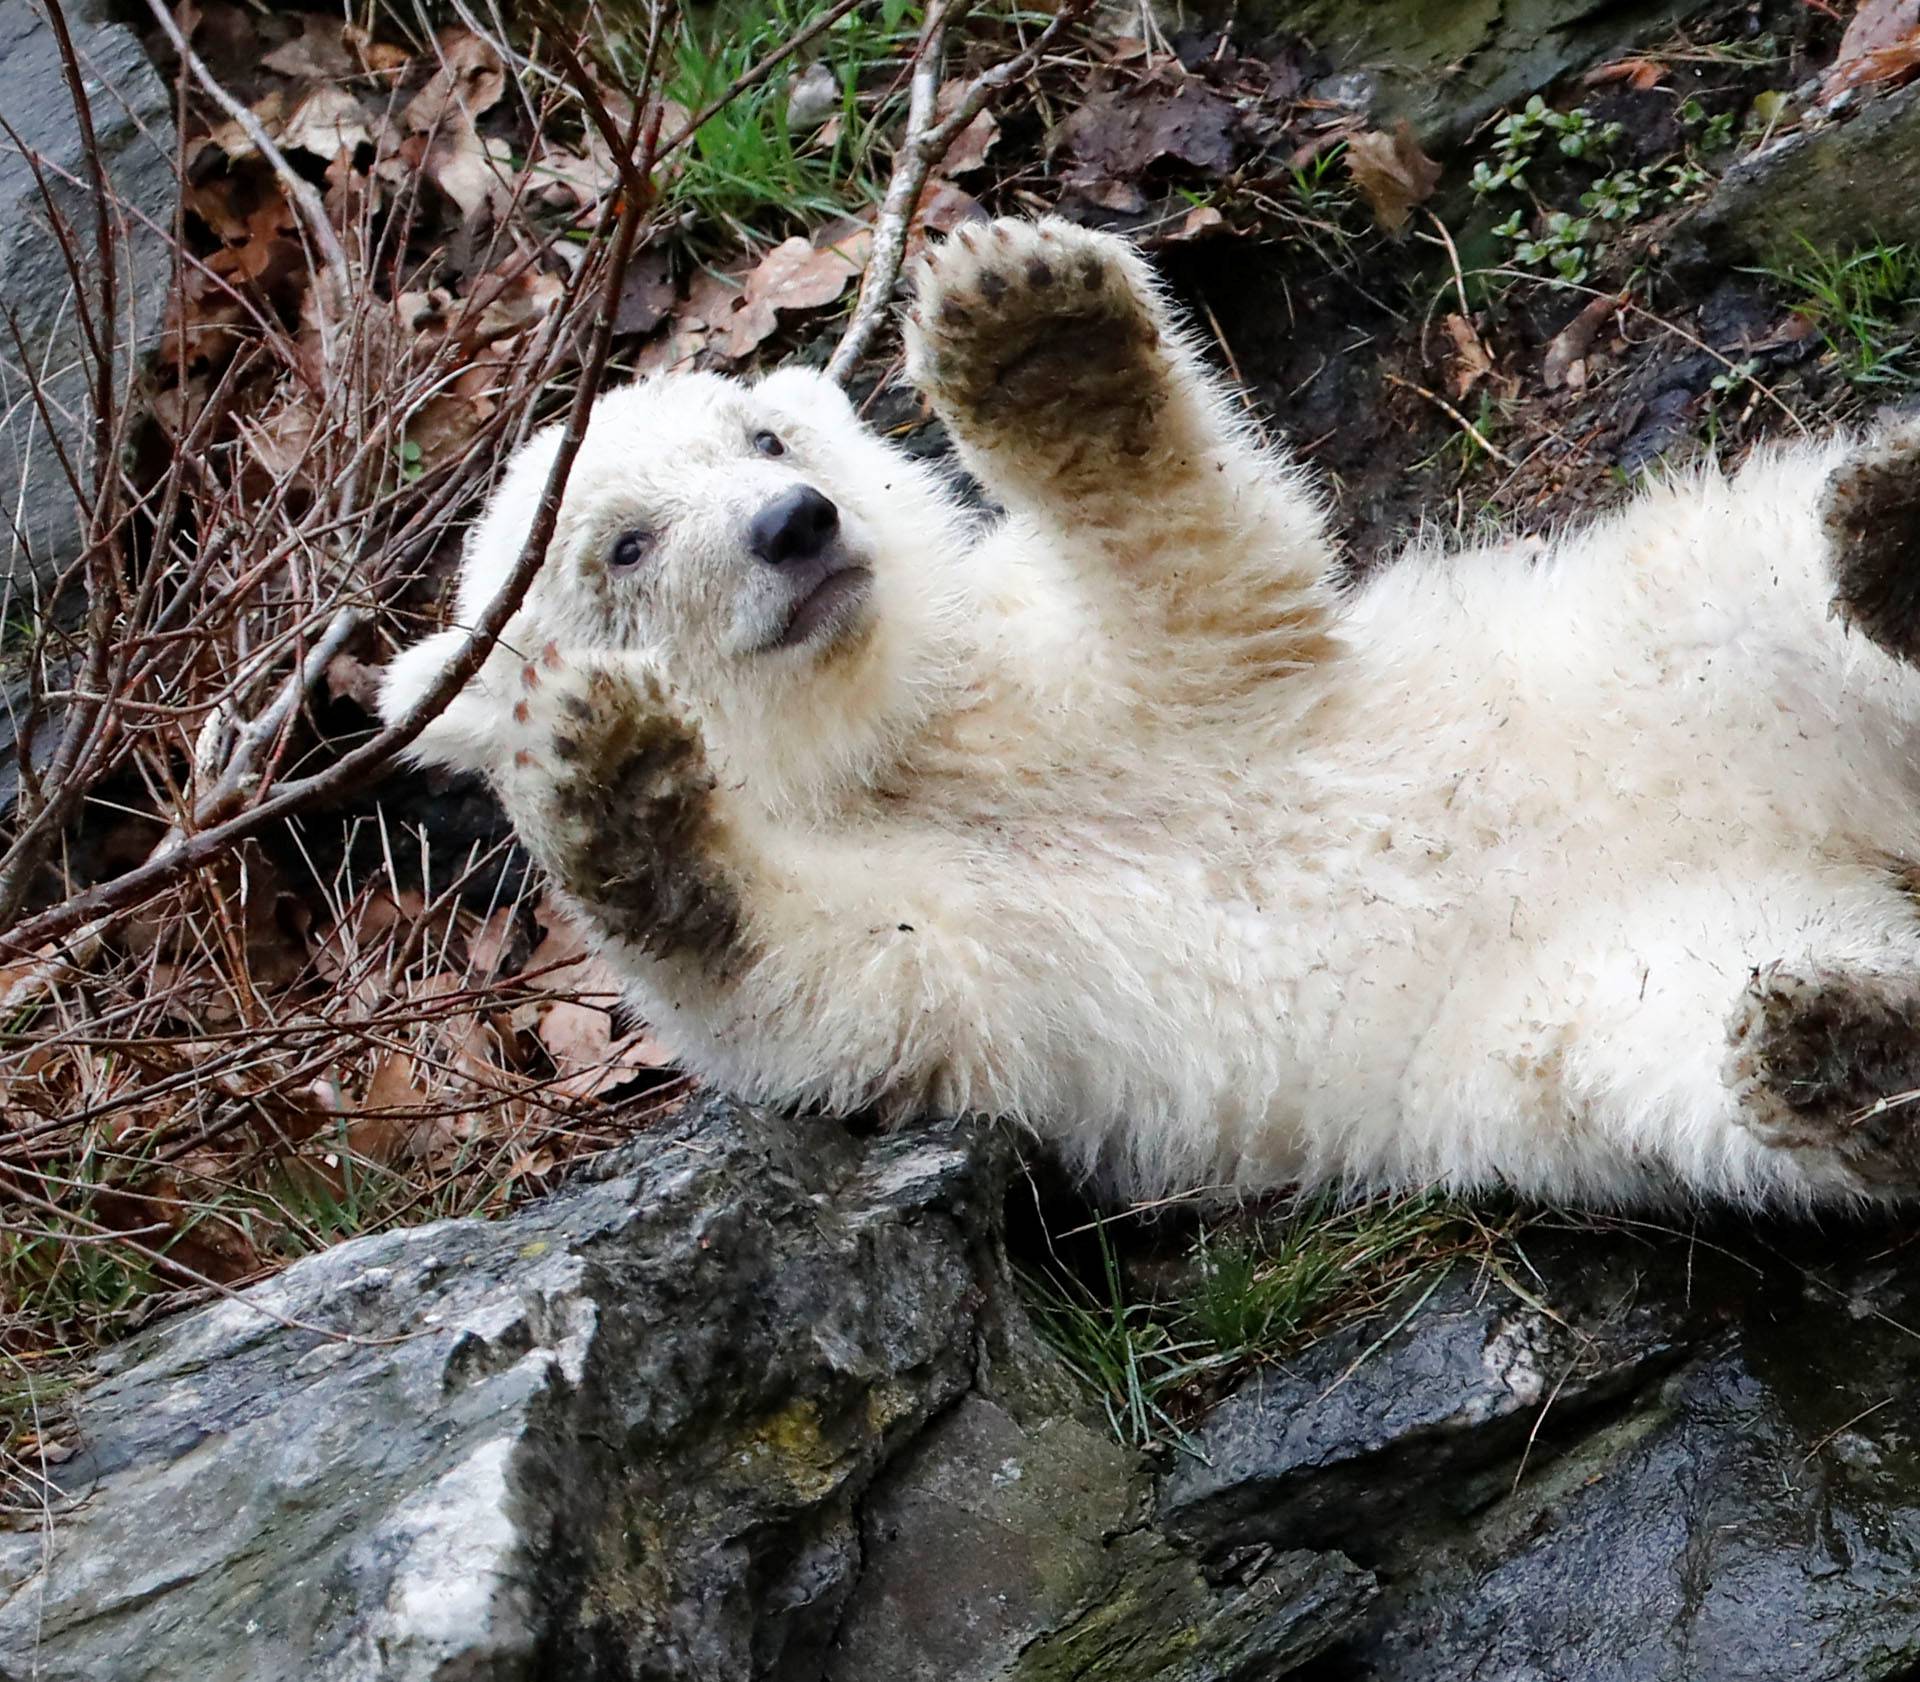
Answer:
[
  {"left": 1511, "top": 210, "right": 1593, "bottom": 282},
  {"left": 642, "top": 0, "right": 928, "bottom": 244},
  {"left": 1022, "top": 1220, "right": 1232, "bottom": 1450},
  {"left": 1471, "top": 95, "right": 1622, "bottom": 197},
  {"left": 1580, "top": 169, "right": 1648, "bottom": 224},
  {"left": 1289, "top": 142, "right": 1350, "bottom": 221},
  {"left": 1023, "top": 1190, "right": 1473, "bottom": 1449},
  {"left": 1544, "top": 104, "right": 1623, "bottom": 160},
  {"left": 1764, "top": 239, "right": 1920, "bottom": 386},
  {"left": 1709, "top": 357, "right": 1761, "bottom": 399},
  {"left": 1680, "top": 96, "right": 1738, "bottom": 153}
]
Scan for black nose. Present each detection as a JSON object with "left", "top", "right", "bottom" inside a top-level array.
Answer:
[{"left": 749, "top": 485, "right": 839, "bottom": 566}]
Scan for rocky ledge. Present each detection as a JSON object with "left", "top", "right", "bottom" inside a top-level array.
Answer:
[
  {"left": 5, "top": 1096, "right": 1920, "bottom": 1680},
  {"left": 0, "top": 1096, "right": 1366, "bottom": 1682}
]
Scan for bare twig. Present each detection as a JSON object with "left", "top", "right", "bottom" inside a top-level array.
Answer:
[
  {"left": 139, "top": 0, "right": 353, "bottom": 350},
  {"left": 828, "top": 0, "right": 1095, "bottom": 383},
  {"left": 0, "top": 40, "right": 668, "bottom": 965},
  {"left": 1382, "top": 371, "right": 1519, "bottom": 470}
]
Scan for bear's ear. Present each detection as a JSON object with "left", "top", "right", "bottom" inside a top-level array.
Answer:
[
  {"left": 378, "top": 628, "right": 500, "bottom": 776},
  {"left": 754, "top": 364, "right": 856, "bottom": 422}
]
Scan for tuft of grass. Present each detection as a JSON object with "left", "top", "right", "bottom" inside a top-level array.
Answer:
[
  {"left": 625, "top": 0, "right": 924, "bottom": 247},
  {"left": 1022, "top": 1219, "right": 1235, "bottom": 1450},
  {"left": 1763, "top": 239, "right": 1920, "bottom": 387},
  {"left": 1023, "top": 1189, "right": 1481, "bottom": 1450}
]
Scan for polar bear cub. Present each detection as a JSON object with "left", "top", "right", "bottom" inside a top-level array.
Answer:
[{"left": 382, "top": 215, "right": 1920, "bottom": 1208}]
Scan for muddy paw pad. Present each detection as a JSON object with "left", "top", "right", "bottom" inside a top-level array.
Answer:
[
  {"left": 907, "top": 218, "right": 1164, "bottom": 435},
  {"left": 518, "top": 667, "right": 742, "bottom": 971},
  {"left": 1822, "top": 422, "right": 1920, "bottom": 661},
  {"left": 1728, "top": 965, "right": 1920, "bottom": 1184}
]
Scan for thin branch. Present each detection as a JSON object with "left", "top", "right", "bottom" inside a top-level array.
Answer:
[
  {"left": 827, "top": 0, "right": 1095, "bottom": 383},
  {"left": 139, "top": 0, "right": 353, "bottom": 353}
]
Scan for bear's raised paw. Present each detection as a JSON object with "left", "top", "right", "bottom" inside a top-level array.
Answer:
[
  {"left": 905, "top": 217, "right": 1171, "bottom": 460},
  {"left": 494, "top": 647, "right": 743, "bottom": 971}
]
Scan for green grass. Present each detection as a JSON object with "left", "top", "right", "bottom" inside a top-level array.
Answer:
[
  {"left": 1022, "top": 1189, "right": 1473, "bottom": 1450},
  {"left": 1764, "top": 239, "right": 1920, "bottom": 387}
]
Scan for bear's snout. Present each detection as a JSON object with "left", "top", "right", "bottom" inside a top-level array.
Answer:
[{"left": 750, "top": 485, "right": 840, "bottom": 567}]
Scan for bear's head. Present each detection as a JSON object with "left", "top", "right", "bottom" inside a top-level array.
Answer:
[{"left": 379, "top": 367, "right": 973, "bottom": 807}]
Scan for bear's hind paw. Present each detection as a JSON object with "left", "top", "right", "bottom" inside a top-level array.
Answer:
[{"left": 1727, "top": 963, "right": 1920, "bottom": 1190}]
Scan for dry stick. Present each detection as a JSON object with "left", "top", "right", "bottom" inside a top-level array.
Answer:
[
  {"left": 827, "top": 0, "right": 1096, "bottom": 383},
  {"left": 8, "top": 0, "right": 896, "bottom": 965},
  {"left": 1381, "top": 371, "right": 1519, "bottom": 470},
  {"left": 0, "top": 16, "right": 690, "bottom": 987},
  {"left": 139, "top": 0, "right": 352, "bottom": 354},
  {"left": 0, "top": 14, "right": 129, "bottom": 929}
]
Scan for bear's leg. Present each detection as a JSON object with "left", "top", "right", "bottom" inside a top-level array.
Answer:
[
  {"left": 1822, "top": 420, "right": 1920, "bottom": 662},
  {"left": 1727, "top": 961, "right": 1920, "bottom": 1192},
  {"left": 904, "top": 217, "right": 1338, "bottom": 690}
]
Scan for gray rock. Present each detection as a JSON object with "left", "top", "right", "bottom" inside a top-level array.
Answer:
[
  {"left": 0, "top": 1095, "right": 1370, "bottom": 1681},
  {"left": 1170, "top": 0, "right": 1711, "bottom": 146},
  {"left": 1161, "top": 1245, "right": 1684, "bottom": 1560},
  {"left": 1161, "top": 1230, "right": 1920, "bottom": 1680},
  {"left": 833, "top": 1396, "right": 1375, "bottom": 1682},
  {"left": 0, "top": 0, "right": 176, "bottom": 589},
  {"left": 1685, "top": 80, "right": 1920, "bottom": 267}
]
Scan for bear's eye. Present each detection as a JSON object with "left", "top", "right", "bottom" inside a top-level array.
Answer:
[
  {"left": 753, "top": 430, "right": 786, "bottom": 458},
  {"left": 608, "top": 529, "right": 655, "bottom": 571}
]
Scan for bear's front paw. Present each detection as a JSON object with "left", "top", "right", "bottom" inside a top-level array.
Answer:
[
  {"left": 495, "top": 646, "right": 742, "bottom": 969},
  {"left": 905, "top": 217, "right": 1170, "bottom": 455}
]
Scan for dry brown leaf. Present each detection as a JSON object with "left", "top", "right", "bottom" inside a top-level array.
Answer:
[
  {"left": 472, "top": 270, "right": 566, "bottom": 342},
  {"left": 676, "top": 236, "right": 863, "bottom": 362},
  {"left": 324, "top": 650, "right": 384, "bottom": 709},
  {"left": 539, "top": 998, "right": 613, "bottom": 1067},
  {"left": 1824, "top": 36, "right": 1920, "bottom": 98},
  {"left": 383, "top": 124, "right": 512, "bottom": 224},
  {"left": 239, "top": 398, "right": 322, "bottom": 483},
  {"left": 1582, "top": 55, "right": 1666, "bottom": 91},
  {"left": 615, "top": 248, "right": 678, "bottom": 336},
  {"left": 1344, "top": 121, "right": 1441, "bottom": 233},
  {"left": 1441, "top": 313, "right": 1493, "bottom": 400},
  {"left": 1541, "top": 291, "right": 1623, "bottom": 392},
  {"left": 1837, "top": 0, "right": 1920, "bottom": 64},
  {"left": 349, "top": 1053, "right": 428, "bottom": 1165},
  {"left": 201, "top": 90, "right": 285, "bottom": 163},
  {"left": 934, "top": 82, "right": 999, "bottom": 176},
  {"left": 344, "top": 22, "right": 412, "bottom": 75},
  {"left": 280, "top": 85, "right": 374, "bottom": 160},
  {"left": 404, "top": 29, "right": 507, "bottom": 132},
  {"left": 261, "top": 13, "right": 358, "bottom": 81},
  {"left": 468, "top": 905, "right": 520, "bottom": 977},
  {"left": 543, "top": 1000, "right": 674, "bottom": 1101},
  {"left": 1172, "top": 204, "right": 1227, "bottom": 241},
  {"left": 1056, "top": 69, "right": 1239, "bottom": 180}
]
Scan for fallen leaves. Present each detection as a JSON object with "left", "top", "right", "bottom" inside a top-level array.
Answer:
[
  {"left": 1344, "top": 121, "right": 1442, "bottom": 233},
  {"left": 1441, "top": 313, "right": 1495, "bottom": 401},
  {"left": 1541, "top": 291, "right": 1625, "bottom": 393}
]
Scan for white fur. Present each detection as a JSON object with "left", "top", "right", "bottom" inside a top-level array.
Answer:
[{"left": 382, "top": 218, "right": 1920, "bottom": 1210}]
